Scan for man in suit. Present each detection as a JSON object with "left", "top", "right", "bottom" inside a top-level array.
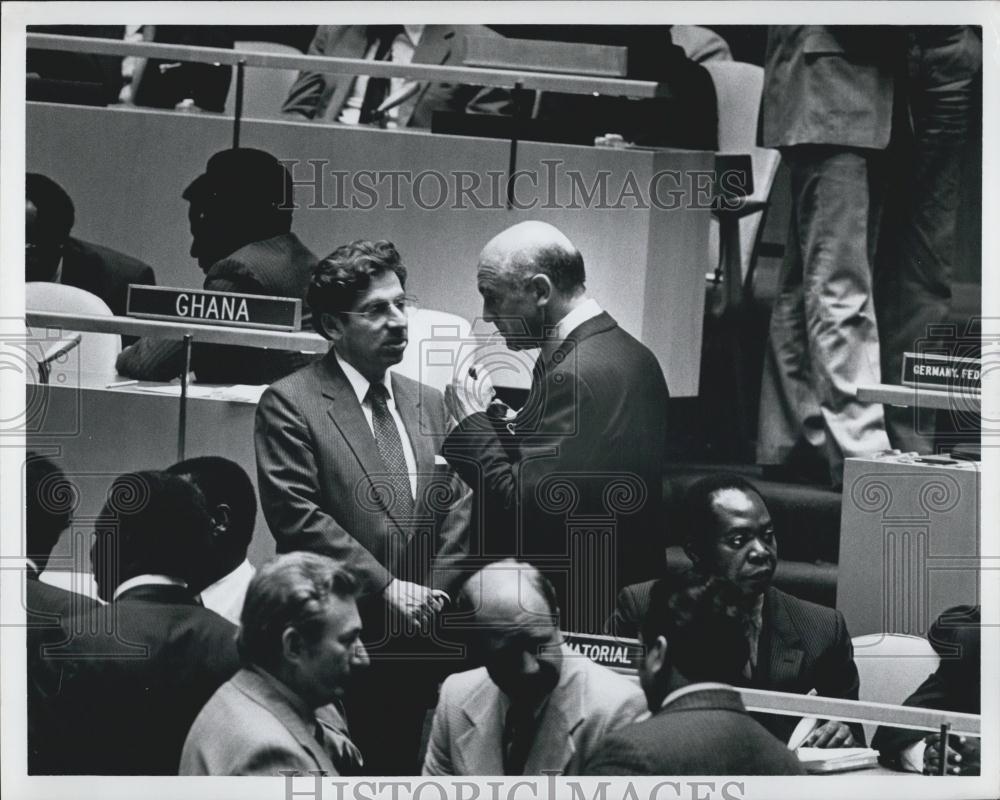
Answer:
[
  {"left": 181, "top": 552, "right": 367, "bottom": 776},
  {"left": 424, "top": 560, "right": 643, "bottom": 776},
  {"left": 26, "top": 173, "right": 156, "bottom": 318},
  {"left": 443, "top": 220, "right": 670, "bottom": 633},
  {"left": 255, "top": 239, "right": 472, "bottom": 774},
  {"left": 32, "top": 471, "right": 240, "bottom": 774},
  {"left": 756, "top": 26, "right": 904, "bottom": 486},
  {"left": 116, "top": 148, "right": 319, "bottom": 384},
  {"left": 281, "top": 25, "right": 511, "bottom": 128},
  {"left": 166, "top": 456, "right": 258, "bottom": 626},
  {"left": 873, "top": 604, "right": 980, "bottom": 775},
  {"left": 613, "top": 473, "right": 863, "bottom": 747},
  {"left": 24, "top": 453, "right": 99, "bottom": 774},
  {"left": 585, "top": 576, "right": 804, "bottom": 775}
]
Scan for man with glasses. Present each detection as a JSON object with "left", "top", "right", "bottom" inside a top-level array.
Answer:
[{"left": 255, "top": 239, "right": 472, "bottom": 774}]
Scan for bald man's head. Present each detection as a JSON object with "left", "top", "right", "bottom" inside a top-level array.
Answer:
[{"left": 476, "top": 222, "right": 586, "bottom": 349}]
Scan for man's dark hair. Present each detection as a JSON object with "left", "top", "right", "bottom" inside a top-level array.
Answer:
[
  {"left": 92, "top": 471, "right": 214, "bottom": 590},
  {"left": 25, "top": 452, "right": 75, "bottom": 566},
  {"left": 26, "top": 173, "right": 75, "bottom": 241},
  {"left": 166, "top": 456, "right": 256, "bottom": 557},
  {"left": 238, "top": 552, "right": 359, "bottom": 670},
  {"left": 528, "top": 243, "right": 586, "bottom": 293},
  {"left": 640, "top": 574, "right": 751, "bottom": 684},
  {"left": 680, "top": 473, "right": 767, "bottom": 561},
  {"left": 307, "top": 239, "right": 408, "bottom": 333}
]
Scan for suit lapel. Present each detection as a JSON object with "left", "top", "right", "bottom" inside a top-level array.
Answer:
[
  {"left": 523, "top": 648, "right": 584, "bottom": 774},
  {"left": 759, "top": 588, "right": 805, "bottom": 689},
  {"left": 391, "top": 374, "right": 431, "bottom": 516},
  {"left": 457, "top": 679, "right": 505, "bottom": 775},
  {"left": 401, "top": 26, "right": 454, "bottom": 126}
]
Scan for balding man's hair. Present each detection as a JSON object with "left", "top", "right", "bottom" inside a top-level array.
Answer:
[
  {"left": 455, "top": 558, "right": 559, "bottom": 623},
  {"left": 515, "top": 243, "right": 586, "bottom": 294}
]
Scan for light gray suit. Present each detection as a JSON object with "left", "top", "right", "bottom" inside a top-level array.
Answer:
[{"left": 423, "top": 645, "right": 644, "bottom": 776}]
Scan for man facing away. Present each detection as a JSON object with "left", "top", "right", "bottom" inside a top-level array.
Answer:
[
  {"left": 423, "top": 559, "right": 644, "bottom": 776},
  {"left": 181, "top": 552, "right": 368, "bottom": 776},
  {"left": 443, "top": 220, "right": 670, "bottom": 633},
  {"left": 584, "top": 576, "right": 805, "bottom": 775}
]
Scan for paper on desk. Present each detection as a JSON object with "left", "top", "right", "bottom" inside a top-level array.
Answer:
[
  {"left": 796, "top": 747, "right": 878, "bottom": 774},
  {"left": 129, "top": 384, "right": 267, "bottom": 403}
]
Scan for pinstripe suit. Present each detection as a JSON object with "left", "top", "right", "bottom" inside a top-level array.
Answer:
[
  {"left": 584, "top": 686, "right": 805, "bottom": 775},
  {"left": 613, "top": 582, "right": 864, "bottom": 744},
  {"left": 115, "top": 232, "right": 318, "bottom": 384}
]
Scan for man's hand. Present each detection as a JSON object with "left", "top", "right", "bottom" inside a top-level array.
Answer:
[
  {"left": 923, "top": 734, "right": 980, "bottom": 776},
  {"left": 803, "top": 720, "right": 856, "bottom": 748},
  {"left": 382, "top": 579, "right": 445, "bottom": 625},
  {"left": 445, "top": 364, "right": 498, "bottom": 422}
]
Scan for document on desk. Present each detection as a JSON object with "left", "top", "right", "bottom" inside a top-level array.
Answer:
[
  {"left": 129, "top": 384, "right": 267, "bottom": 403},
  {"left": 796, "top": 747, "right": 879, "bottom": 774}
]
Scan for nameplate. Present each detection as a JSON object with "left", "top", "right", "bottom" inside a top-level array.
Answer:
[
  {"left": 901, "top": 352, "right": 981, "bottom": 393},
  {"left": 563, "top": 631, "right": 641, "bottom": 673},
  {"left": 125, "top": 285, "right": 301, "bottom": 331},
  {"left": 462, "top": 35, "right": 628, "bottom": 78}
]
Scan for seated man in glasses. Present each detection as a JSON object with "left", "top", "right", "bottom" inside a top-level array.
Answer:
[{"left": 254, "top": 239, "right": 472, "bottom": 774}]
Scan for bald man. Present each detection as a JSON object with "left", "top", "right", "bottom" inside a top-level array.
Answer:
[
  {"left": 443, "top": 221, "right": 670, "bottom": 632},
  {"left": 423, "top": 560, "right": 643, "bottom": 776}
]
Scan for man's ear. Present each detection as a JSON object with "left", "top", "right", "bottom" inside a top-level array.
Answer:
[
  {"left": 646, "top": 634, "right": 668, "bottom": 676},
  {"left": 281, "top": 626, "right": 305, "bottom": 666},
  {"left": 318, "top": 312, "right": 343, "bottom": 342},
  {"left": 529, "top": 273, "right": 554, "bottom": 306},
  {"left": 210, "top": 503, "right": 231, "bottom": 540}
]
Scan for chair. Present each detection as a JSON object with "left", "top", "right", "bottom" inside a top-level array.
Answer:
[
  {"left": 224, "top": 41, "right": 302, "bottom": 121},
  {"left": 852, "top": 632, "right": 940, "bottom": 742},
  {"left": 26, "top": 283, "right": 121, "bottom": 383},
  {"left": 391, "top": 308, "right": 474, "bottom": 394}
]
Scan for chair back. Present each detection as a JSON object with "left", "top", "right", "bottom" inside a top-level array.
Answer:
[
  {"left": 26, "top": 283, "right": 121, "bottom": 382},
  {"left": 391, "top": 308, "right": 473, "bottom": 394},
  {"left": 224, "top": 41, "right": 302, "bottom": 120},
  {"left": 852, "top": 632, "right": 940, "bottom": 742}
]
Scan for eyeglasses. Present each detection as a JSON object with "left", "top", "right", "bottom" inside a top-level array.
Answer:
[{"left": 341, "top": 294, "right": 418, "bottom": 322}]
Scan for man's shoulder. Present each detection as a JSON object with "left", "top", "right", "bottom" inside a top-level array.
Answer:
[
  {"left": 68, "top": 238, "right": 154, "bottom": 281},
  {"left": 571, "top": 654, "right": 645, "bottom": 712},
  {"left": 188, "top": 671, "right": 303, "bottom": 751},
  {"left": 439, "top": 665, "right": 493, "bottom": 705},
  {"left": 770, "top": 586, "right": 839, "bottom": 623},
  {"left": 260, "top": 355, "right": 331, "bottom": 402}
]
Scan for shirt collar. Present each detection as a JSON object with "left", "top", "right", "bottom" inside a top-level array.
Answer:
[
  {"left": 52, "top": 253, "right": 64, "bottom": 284},
  {"left": 26, "top": 557, "right": 40, "bottom": 575},
  {"left": 113, "top": 574, "right": 187, "bottom": 601},
  {"left": 660, "top": 682, "right": 733, "bottom": 711},
  {"left": 335, "top": 351, "right": 394, "bottom": 405},
  {"left": 546, "top": 298, "right": 602, "bottom": 348},
  {"left": 403, "top": 25, "right": 424, "bottom": 46}
]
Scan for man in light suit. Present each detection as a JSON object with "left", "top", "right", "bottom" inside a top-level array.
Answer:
[
  {"left": 255, "top": 239, "right": 472, "bottom": 774},
  {"left": 612, "top": 474, "right": 863, "bottom": 747},
  {"left": 181, "top": 552, "right": 367, "bottom": 776},
  {"left": 585, "top": 576, "right": 804, "bottom": 775},
  {"left": 757, "top": 26, "right": 905, "bottom": 486},
  {"left": 423, "top": 560, "right": 643, "bottom": 776},
  {"left": 116, "top": 148, "right": 318, "bottom": 384},
  {"left": 281, "top": 25, "right": 511, "bottom": 128},
  {"left": 31, "top": 471, "right": 240, "bottom": 775},
  {"left": 443, "top": 220, "right": 669, "bottom": 633}
]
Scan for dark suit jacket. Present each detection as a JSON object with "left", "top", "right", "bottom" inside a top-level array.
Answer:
[
  {"left": 584, "top": 686, "right": 805, "bottom": 775},
  {"left": 443, "top": 312, "right": 669, "bottom": 626},
  {"left": 281, "top": 25, "right": 511, "bottom": 127},
  {"left": 116, "top": 232, "right": 319, "bottom": 384},
  {"left": 612, "top": 581, "right": 864, "bottom": 744},
  {"left": 255, "top": 350, "right": 471, "bottom": 599},
  {"left": 60, "top": 237, "right": 156, "bottom": 317},
  {"left": 760, "top": 26, "right": 905, "bottom": 150},
  {"left": 872, "top": 604, "right": 980, "bottom": 766},
  {"left": 31, "top": 583, "right": 240, "bottom": 775}
]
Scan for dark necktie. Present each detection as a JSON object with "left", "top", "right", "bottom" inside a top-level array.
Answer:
[
  {"left": 367, "top": 382, "right": 414, "bottom": 517},
  {"left": 359, "top": 26, "right": 400, "bottom": 124},
  {"left": 502, "top": 704, "right": 539, "bottom": 776}
]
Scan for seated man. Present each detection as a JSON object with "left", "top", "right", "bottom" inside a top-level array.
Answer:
[
  {"left": 181, "top": 552, "right": 367, "bottom": 776},
  {"left": 32, "top": 471, "right": 240, "bottom": 775},
  {"left": 423, "top": 560, "right": 644, "bottom": 776},
  {"left": 585, "top": 576, "right": 804, "bottom": 775},
  {"left": 282, "top": 25, "right": 511, "bottom": 127},
  {"left": 872, "top": 605, "right": 981, "bottom": 775},
  {"left": 613, "top": 473, "right": 863, "bottom": 747},
  {"left": 116, "top": 148, "right": 319, "bottom": 385},
  {"left": 166, "top": 455, "right": 257, "bottom": 625},
  {"left": 26, "top": 173, "right": 156, "bottom": 318}
]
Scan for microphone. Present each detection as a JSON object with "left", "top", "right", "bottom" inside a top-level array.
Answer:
[{"left": 37, "top": 333, "right": 81, "bottom": 384}]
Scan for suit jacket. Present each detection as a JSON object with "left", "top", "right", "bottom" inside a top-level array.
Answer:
[
  {"left": 872, "top": 604, "right": 980, "bottom": 765},
  {"left": 181, "top": 667, "right": 348, "bottom": 776},
  {"left": 116, "top": 232, "right": 319, "bottom": 384},
  {"left": 60, "top": 237, "right": 156, "bottom": 317},
  {"left": 281, "top": 25, "right": 512, "bottom": 127},
  {"left": 612, "top": 582, "right": 864, "bottom": 744},
  {"left": 760, "top": 26, "right": 905, "bottom": 150},
  {"left": 423, "top": 645, "right": 644, "bottom": 776},
  {"left": 584, "top": 686, "right": 805, "bottom": 775},
  {"left": 255, "top": 350, "right": 471, "bottom": 599},
  {"left": 443, "top": 312, "right": 669, "bottom": 624},
  {"left": 31, "top": 583, "right": 240, "bottom": 775}
]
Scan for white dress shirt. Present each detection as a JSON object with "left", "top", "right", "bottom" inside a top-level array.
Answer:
[
  {"left": 634, "top": 681, "right": 734, "bottom": 723},
  {"left": 338, "top": 25, "right": 424, "bottom": 127},
  {"left": 200, "top": 559, "right": 256, "bottom": 625},
  {"left": 113, "top": 573, "right": 187, "bottom": 601},
  {"left": 335, "top": 352, "right": 418, "bottom": 498},
  {"left": 542, "top": 298, "right": 603, "bottom": 357}
]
